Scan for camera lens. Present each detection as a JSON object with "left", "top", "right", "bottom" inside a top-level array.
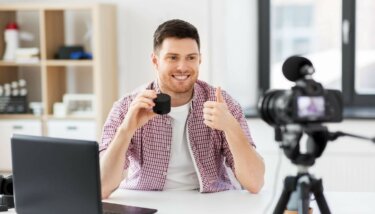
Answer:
[{"left": 258, "top": 90, "right": 292, "bottom": 126}]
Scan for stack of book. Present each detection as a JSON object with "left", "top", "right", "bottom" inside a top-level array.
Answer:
[{"left": 15, "top": 47, "right": 39, "bottom": 63}]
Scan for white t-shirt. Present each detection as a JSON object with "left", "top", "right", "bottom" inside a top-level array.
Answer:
[{"left": 163, "top": 101, "right": 200, "bottom": 190}]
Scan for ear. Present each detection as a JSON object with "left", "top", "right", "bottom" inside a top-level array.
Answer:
[
  {"left": 199, "top": 53, "right": 202, "bottom": 65},
  {"left": 151, "top": 52, "right": 159, "bottom": 69}
]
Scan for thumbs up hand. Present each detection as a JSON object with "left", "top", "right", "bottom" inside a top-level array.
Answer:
[
  {"left": 203, "top": 87, "right": 235, "bottom": 131},
  {"left": 215, "top": 86, "right": 225, "bottom": 103}
]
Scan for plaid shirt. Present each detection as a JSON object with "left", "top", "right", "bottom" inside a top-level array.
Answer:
[{"left": 100, "top": 80, "right": 254, "bottom": 193}]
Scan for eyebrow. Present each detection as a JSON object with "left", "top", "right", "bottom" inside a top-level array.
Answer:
[{"left": 165, "top": 53, "right": 199, "bottom": 56}]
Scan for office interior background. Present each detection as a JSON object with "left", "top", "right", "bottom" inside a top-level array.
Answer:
[{"left": 0, "top": 0, "right": 374, "bottom": 194}]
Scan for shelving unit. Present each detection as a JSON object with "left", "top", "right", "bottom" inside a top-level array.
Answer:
[
  {"left": 0, "top": 3, "right": 118, "bottom": 172},
  {"left": 45, "top": 60, "right": 93, "bottom": 66},
  {"left": 0, "top": 61, "right": 41, "bottom": 66}
]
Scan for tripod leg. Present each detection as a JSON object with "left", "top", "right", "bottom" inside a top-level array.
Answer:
[
  {"left": 273, "top": 177, "right": 295, "bottom": 214},
  {"left": 313, "top": 179, "right": 331, "bottom": 214},
  {"left": 297, "top": 182, "right": 310, "bottom": 214},
  {"left": 274, "top": 188, "right": 292, "bottom": 214}
]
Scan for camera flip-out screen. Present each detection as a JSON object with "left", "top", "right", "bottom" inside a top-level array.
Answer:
[{"left": 297, "top": 96, "right": 325, "bottom": 118}]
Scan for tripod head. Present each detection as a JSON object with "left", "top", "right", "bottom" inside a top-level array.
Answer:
[
  {"left": 274, "top": 124, "right": 330, "bottom": 166},
  {"left": 274, "top": 123, "right": 375, "bottom": 167}
]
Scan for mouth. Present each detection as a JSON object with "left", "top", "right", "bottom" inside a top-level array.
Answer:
[{"left": 172, "top": 74, "right": 190, "bottom": 81}]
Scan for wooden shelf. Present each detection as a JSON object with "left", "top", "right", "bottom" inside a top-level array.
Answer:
[
  {"left": 0, "top": 114, "right": 42, "bottom": 120},
  {"left": 0, "top": 171, "right": 11, "bottom": 175},
  {"left": 45, "top": 60, "right": 93, "bottom": 67},
  {"left": 0, "top": 3, "right": 100, "bottom": 11},
  {"left": 0, "top": 60, "right": 93, "bottom": 67},
  {"left": 46, "top": 115, "right": 95, "bottom": 120},
  {"left": 0, "top": 60, "right": 41, "bottom": 66}
]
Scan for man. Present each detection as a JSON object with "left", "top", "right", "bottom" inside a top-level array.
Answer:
[{"left": 99, "top": 19, "right": 265, "bottom": 199}]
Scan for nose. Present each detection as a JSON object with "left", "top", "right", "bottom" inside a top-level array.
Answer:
[{"left": 176, "top": 60, "right": 189, "bottom": 72}]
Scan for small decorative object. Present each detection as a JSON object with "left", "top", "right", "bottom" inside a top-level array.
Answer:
[
  {"left": 63, "top": 94, "right": 95, "bottom": 117},
  {"left": 0, "top": 79, "right": 28, "bottom": 114},
  {"left": 55, "top": 46, "right": 92, "bottom": 60},
  {"left": 3, "top": 22, "right": 19, "bottom": 61},
  {"left": 29, "top": 102, "right": 43, "bottom": 116},
  {"left": 53, "top": 102, "right": 67, "bottom": 117}
]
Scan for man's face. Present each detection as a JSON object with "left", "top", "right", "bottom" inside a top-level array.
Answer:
[{"left": 152, "top": 37, "right": 201, "bottom": 95}]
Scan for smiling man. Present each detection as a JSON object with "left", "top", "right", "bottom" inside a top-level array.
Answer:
[{"left": 99, "top": 19, "right": 265, "bottom": 199}]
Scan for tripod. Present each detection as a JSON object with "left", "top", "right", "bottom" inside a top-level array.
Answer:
[
  {"left": 274, "top": 170, "right": 330, "bottom": 214},
  {"left": 271, "top": 124, "right": 332, "bottom": 214},
  {"left": 271, "top": 124, "right": 375, "bottom": 214}
]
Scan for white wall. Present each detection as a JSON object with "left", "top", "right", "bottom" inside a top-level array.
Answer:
[
  {"left": 103, "top": 0, "right": 258, "bottom": 102},
  {"left": 106, "top": 0, "right": 213, "bottom": 94},
  {"left": 210, "top": 0, "right": 258, "bottom": 107}
]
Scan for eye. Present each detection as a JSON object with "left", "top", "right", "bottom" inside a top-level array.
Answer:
[
  {"left": 168, "top": 55, "right": 177, "bottom": 60},
  {"left": 188, "top": 56, "right": 196, "bottom": 61}
]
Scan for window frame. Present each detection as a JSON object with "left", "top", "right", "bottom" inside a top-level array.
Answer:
[
  {"left": 258, "top": 0, "right": 375, "bottom": 119},
  {"left": 343, "top": 0, "right": 375, "bottom": 107}
]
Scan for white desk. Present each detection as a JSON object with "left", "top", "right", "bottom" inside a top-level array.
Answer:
[
  {"left": 5, "top": 189, "right": 375, "bottom": 213},
  {"left": 105, "top": 189, "right": 269, "bottom": 214}
]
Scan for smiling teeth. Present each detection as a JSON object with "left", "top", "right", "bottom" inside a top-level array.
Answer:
[{"left": 174, "top": 75, "right": 188, "bottom": 80}]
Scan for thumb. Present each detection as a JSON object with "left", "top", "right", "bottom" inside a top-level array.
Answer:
[{"left": 215, "top": 87, "right": 224, "bottom": 103}]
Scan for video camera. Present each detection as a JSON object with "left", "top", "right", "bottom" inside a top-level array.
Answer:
[
  {"left": 259, "top": 56, "right": 343, "bottom": 126},
  {"left": 258, "top": 56, "right": 375, "bottom": 214}
]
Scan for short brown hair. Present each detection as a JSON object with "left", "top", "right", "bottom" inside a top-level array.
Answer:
[{"left": 153, "top": 19, "right": 200, "bottom": 53}]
